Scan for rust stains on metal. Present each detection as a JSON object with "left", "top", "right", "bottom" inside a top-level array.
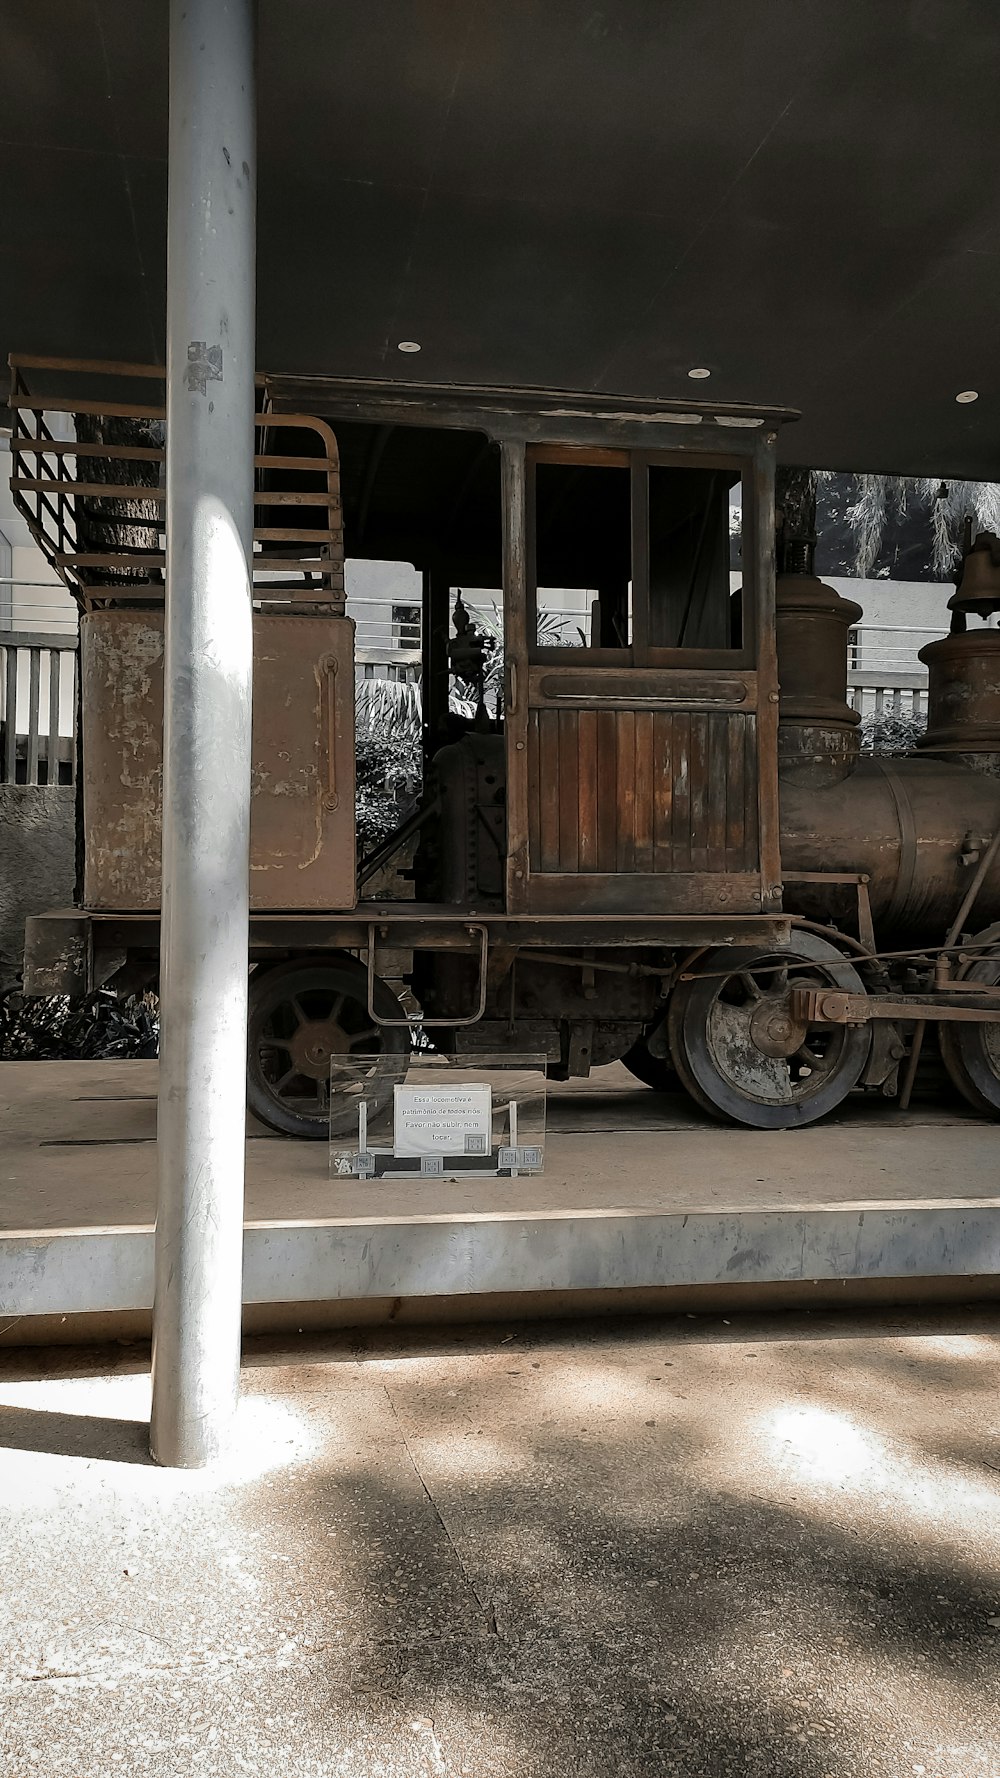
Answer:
[{"left": 82, "top": 611, "right": 356, "bottom": 912}]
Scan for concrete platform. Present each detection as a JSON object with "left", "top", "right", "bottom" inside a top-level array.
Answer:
[
  {"left": 2, "top": 1061, "right": 999, "bottom": 1334},
  {"left": 3, "top": 1307, "right": 1000, "bottom": 1777}
]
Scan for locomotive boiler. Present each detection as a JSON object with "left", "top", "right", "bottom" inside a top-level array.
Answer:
[
  {"left": 12, "top": 355, "right": 1000, "bottom": 1136},
  {"left": 776, "top": 566, "right": 1000, "bottom": 943}
]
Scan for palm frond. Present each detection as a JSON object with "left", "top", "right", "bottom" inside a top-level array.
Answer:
[
  {"left": 846, "top": 475, "right": 908, "bottom": 577},
  {"left": 355, "top": 676, "right": 422, "bottom": 744},
  {"left": 846, "top": 473, "right": 1000, "bottom": 579},
  {"left": 915, "top": 478, "right": 1000, "bottom": 577}
]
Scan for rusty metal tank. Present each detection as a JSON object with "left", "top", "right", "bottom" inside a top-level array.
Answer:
[
  {"left": 779, "top": 753, "right": 1000, "bottom": 939},
  {"left": 917, "top": 629, "right": 1000, "bottom": 776},
  {"left": 917, "top": 530, "right": 1000, "bottom": 775},
  {"left": 774, "top": 572, "right": 1000, "bottom": 940},
  {"left": 774, "top": 573, "right": 862, "bottom": 783}
]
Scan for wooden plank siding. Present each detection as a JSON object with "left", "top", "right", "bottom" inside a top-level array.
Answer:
[{"left": 528, "top": 707, "right": 759, "bottom": 880}]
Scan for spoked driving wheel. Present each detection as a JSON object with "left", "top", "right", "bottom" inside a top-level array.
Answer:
[
  {"left": 667, "top": 932, "right": 871, "bottom": 1129},
  {"left": 247, "top": 955, "right": 409, "bottom": 1139},
  {"left": 938, "top": 927, "right": 1000, "bottom": 1116}
]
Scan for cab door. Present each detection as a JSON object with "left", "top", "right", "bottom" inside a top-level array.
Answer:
[{"left": 502, "top": 441, "right": 781, "bottom": 916}]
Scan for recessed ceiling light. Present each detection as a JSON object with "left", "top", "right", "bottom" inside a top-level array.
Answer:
[
  {"left": 688, "top": 366, "right": 711, "bottom": 379},
  {"left": 397, "top": 340, "right": 421, "bottom": 354},
  {"left": 956, "top": 389, "right": 979, "bottom": 403}
]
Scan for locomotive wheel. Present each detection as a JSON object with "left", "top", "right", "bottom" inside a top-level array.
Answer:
[
  {"left": 666, "top": 933, "right": 872, "bottom": 1129},
  {"left": 247, "top": 956, "right": 409, "bottom": 1140},
  {"left": 938, "top": 930, "right": 1000, "bottom": 1116}
]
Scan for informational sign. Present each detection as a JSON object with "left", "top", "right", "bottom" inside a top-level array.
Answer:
[{"left": 393, "top": 1082, "right": 493, "bottom": 1159}]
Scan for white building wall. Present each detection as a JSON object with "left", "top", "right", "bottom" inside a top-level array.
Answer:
[
  {"left": 827, "top": 576, "right": 957, "bottom": 675},
  {"left": 824, "top": 575, "right": 998, "bottom": 724}
]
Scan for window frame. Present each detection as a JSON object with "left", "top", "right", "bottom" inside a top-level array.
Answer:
[{"left": 526, "top": 442, "right": 755, "bottom": 670}]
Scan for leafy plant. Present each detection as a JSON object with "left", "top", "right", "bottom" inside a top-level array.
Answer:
[
  {"left": 0, "top": 987, "right": 159, "bottom": 1060},
  {"left": 860, "top": 706, "right": 926, "bottom": 756},
  {"left": 354, "top": 677, "right": 422, "bottom": 849},
  {"left": 353, "top": 598, "right": 584, "bottom": 843}
]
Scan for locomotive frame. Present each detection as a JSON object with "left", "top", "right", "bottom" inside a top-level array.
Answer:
[{"left": 13, "top": 355, "right": 1000, "bottom": 1135}]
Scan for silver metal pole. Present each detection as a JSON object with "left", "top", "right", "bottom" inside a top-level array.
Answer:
[{"left": 150, "top": 0, "right": 256, "bottom": 1468}]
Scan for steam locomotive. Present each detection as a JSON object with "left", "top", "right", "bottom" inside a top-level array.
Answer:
[{"left": 12, "top": 356, "right": 1000, "bottom": 1136}]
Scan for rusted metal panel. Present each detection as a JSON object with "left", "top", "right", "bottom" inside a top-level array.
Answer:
[
  {"left": 250, "top": 616, "right": 356, "bottom": 909},
  {"left": 772, "top": 566, "right": 1000, "bottom": 952},
  {"left": 23, "top": 910, "right": 92, "bottom": 997},
  {"left": 81, "top": 611, "right": 164, "bottom": 908},
  {"left": 56, "top": 904, "right": 795, "bottom": 953},
  {"left": 81, "top": 609, "right": 356, "bottom": 912}
]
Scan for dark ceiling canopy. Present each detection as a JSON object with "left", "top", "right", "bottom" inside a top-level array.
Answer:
[{"left": 3, "top": 0, "right": 1000, "bottom": 477}]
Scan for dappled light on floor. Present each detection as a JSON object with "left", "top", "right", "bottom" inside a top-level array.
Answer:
[
  {"left": 2, "top": 1311, "right": 1000, "bottom": 1776},
  {"left": 760, "top": 1393, "right": 1000, "bottom": 1532},
  {"left": 767, "top": 1403, "right": 879, "bottom": 1486}
]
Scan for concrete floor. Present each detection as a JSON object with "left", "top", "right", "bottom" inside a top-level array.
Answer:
[
  {"left": 2, "top": 1308, "right": 1000, "bottom": 1777},
  {"left": 3, "top": 1059, "right": 998, "bottom": 1233}
]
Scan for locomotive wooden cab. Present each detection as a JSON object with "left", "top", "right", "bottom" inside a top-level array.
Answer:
[
  {"left": 505, "top": 437, "right": 781, "bottom": 920},
  {"left": 14, "top": 357, "right": 1000, "bottom": 1136}
]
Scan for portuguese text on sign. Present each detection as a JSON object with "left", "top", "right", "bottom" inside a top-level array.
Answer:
[{"left": 393, "top": 1082, "right": 493, "bottom": 1158}]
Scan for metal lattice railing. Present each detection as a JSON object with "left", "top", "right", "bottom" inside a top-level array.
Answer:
[{"left": 7, "top": 354, "right": 346, "bottom": 612}]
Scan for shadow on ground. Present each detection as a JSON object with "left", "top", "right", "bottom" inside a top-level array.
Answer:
[
  {"left": 0, "top": 1402, "right": 151, "bottom": 1463},
  {"left": 0, "top": 1306, "right": 998, "bottom": 1776}
]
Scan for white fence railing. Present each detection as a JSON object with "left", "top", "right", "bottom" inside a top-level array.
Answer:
[
  {"left": 849, "top": 672, "right": 927, "bottom": 724},
  {"left": 0, "top": 629, "right": 78, "bottom": 785}
]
